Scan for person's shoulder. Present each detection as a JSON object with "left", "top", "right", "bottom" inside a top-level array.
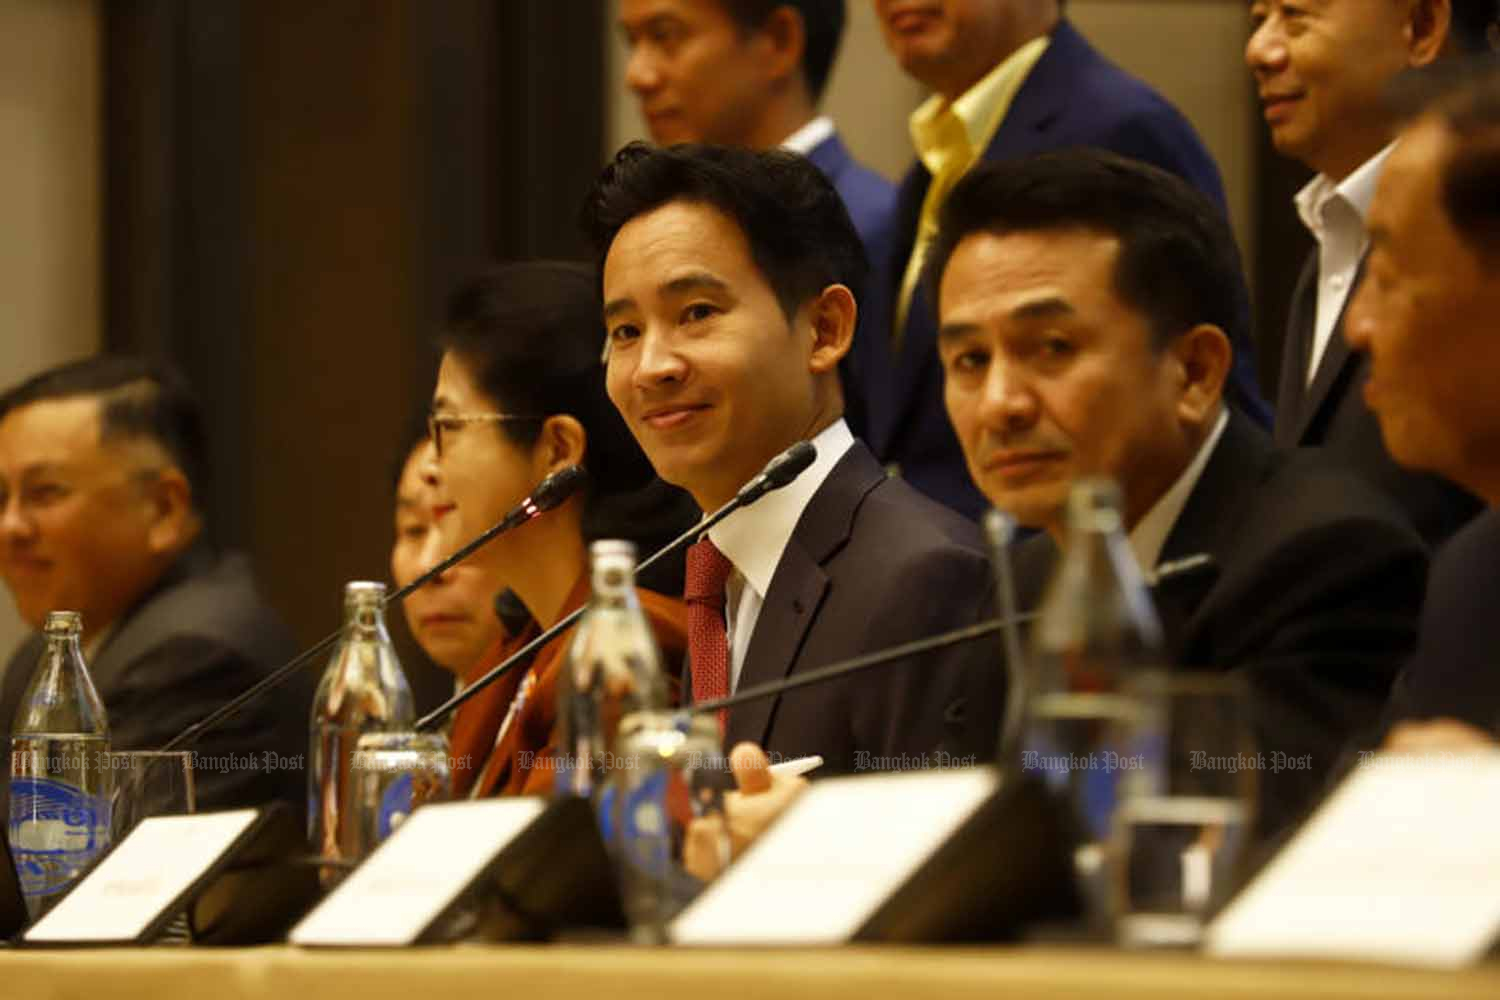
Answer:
[
  {"left": 1262, "top": 451, "right": 1422, "bottom": 538},
  {"left": 119, "top": 549, "right": 297, "bottom": 669},
  {"left": 852, "top": 472, "right": 989, "bottom": 564}
]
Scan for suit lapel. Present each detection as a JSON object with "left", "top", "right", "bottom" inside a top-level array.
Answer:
[
  {"left": 724, "top": 446, "right": 882, "bottom": 748},
  {"left": 1275, "top": 252, "right": 1318, "bottom": 447},
  {"left": 1155, "top": 414, "right": 1275, "bottom": 658},
  {"left": 1290, "top": 257, "right": 1368, "bottom": 444}
]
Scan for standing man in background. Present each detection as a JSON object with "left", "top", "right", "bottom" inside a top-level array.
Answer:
[
  {"left": 859, "top": 0, "right": 1263, "bottom": 520},
  {"left": 1247, "top": 0, "right": 1492, "bottom": 545},
  {"left": 620, "top": 0, "right": 895, "bottom": 261}
]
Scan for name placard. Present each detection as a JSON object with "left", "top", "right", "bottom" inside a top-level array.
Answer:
[
  {"left": 1206, "top": 749, "right": 1500, "bottom": 968},
  {"left": 671, "top": 768, "right": 1001, "bottom": 945},
  {"left": 290, "top": 797, "right": 547, "bottom": 947},
  {"left": 23, "top": 809, "right": 262, "bottom": 944}
]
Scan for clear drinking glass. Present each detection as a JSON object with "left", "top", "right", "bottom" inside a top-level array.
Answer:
[
  {"left": 109, "top": 749, "right": 196, "bottom": 943},
  {"left": 1111, "top": 674, "right": 1256, "bottom": 948},
  {"left": 606, "top": 711, "right": 727, "bottom": 943},
  {"left": 109, "top": 750, "right": 196, "bottom": 843}
]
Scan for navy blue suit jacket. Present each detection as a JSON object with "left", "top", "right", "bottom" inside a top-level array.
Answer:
[
  {"left": 805, "top": 131, "right": 899, "bottom": 439},
  {"left": 850, "top": 20, "right": 1266, "bottom": 520}
]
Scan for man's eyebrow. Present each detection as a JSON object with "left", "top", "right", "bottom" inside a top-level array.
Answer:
[
  {"left": 661, "top": 272, "right": 730, "bottom": 298},
  {"left": 1009, "top": 296, "right": 1075, "bottom": 321},
  {"left": 603, "top": 272, "right": 731, "bottom": 323},
  {"left": 937, "top": 320, "right": 982, "bottom": 344}
]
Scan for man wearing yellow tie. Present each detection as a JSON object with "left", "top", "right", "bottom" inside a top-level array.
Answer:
[{"left": 847, "top": 0, "right": 1264, "bottom": 521}]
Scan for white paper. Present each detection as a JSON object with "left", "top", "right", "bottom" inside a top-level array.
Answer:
[
  {"left": 23, "top": 809, "right": 261, "bottom": 942},
  {"left": 671, "top": 767, "right": 999, "bottom": 945},
  {"left": 289, "top": 797, "right": 546, "bottom": 947},
  {"left": 1206, "top": 749, "right": 1500, "bottom": 968}
]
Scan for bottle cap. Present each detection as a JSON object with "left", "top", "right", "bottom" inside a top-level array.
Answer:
[
  {"left": 1067, "top": 477, "right": 1124, "bottom": 535},
  {"left": 42, "top": 610, "right": 83, "bottom": 635},
  {"left": 590, "top": 539, "right": 638, "bottom": 590},
  {"left": 343, "top": 580, "right": 387, "bottom": 605}
]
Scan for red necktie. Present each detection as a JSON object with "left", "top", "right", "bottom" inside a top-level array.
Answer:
[{"left": 685, "top": 538, "right": 734, "bottom": 735}]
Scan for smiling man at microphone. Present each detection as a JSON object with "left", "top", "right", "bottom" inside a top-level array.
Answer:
[
  {"left": 930, "top": 150, "right": 1429, "bottom": 837},
  {"left": 583, "top": 142, "right": 994, "bottom": 798}
]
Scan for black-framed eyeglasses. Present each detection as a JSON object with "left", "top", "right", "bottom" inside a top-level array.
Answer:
[{"left": 427, "top": 412, "right": 546, "bottom": 459}]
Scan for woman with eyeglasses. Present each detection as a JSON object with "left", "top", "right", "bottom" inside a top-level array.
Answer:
[{"left": 426, "top": 261, "right": 694, "bottom": 798}]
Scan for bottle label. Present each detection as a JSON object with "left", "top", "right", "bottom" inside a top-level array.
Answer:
[
  {"left": 377, "top": 773, "right": 414, "bottom": 840},
  {"left": 8, "top": 777, "right": 111, "bottom": 899}
]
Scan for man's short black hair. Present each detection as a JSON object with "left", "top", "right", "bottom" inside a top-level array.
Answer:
[
  {"left": 582, "top": 141, "right": 868, "bottom": 320},
  {"left": 1451, "top": 0, "right": 1499, "bottom": 55},
  {"left": 721, "top": 0, "right": 846, "bottom": 102},
  {"left": 926, "top": 149, "right": 1250, "bottom": 360},
  {"left": 1390, "top": 57, "right": 1500, "bottom": 258},
  {"left": 0, "top": 356, "right": 210, "bottom": 510}
]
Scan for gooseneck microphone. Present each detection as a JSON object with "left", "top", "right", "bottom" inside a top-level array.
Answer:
[
  {"left": 690, "top": 612, "right": 1039, "bottom": 716},
  {"left": 413, "top": 441, "right": 819, "bottom": 732},
  {"left": 158, "top": 465, "right": 588, "bottom": 753}
]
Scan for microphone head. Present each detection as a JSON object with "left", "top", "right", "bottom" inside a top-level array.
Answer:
[
  {"left": 761, "top": 440, "right": 817, "bottom": 488},
  {"left": 530, "top": 465, "right": 587, "bottom": 513}
]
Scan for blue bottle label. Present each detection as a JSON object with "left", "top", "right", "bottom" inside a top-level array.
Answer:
[
  {"left": 377, "top": 773, "right": 414, "bottom": 840},
  {"left": 8, "top": 777, "right": 111, "bottom": 899}
]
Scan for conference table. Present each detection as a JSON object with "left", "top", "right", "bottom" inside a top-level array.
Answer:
[{"left": 4, "top": 943, "right": 1498, "bottom": 1000}]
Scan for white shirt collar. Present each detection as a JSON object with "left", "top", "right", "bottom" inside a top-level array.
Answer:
[
  {"left": 1128, "top": 409, "right": 1229, "bottom": 573},
  {"left": 708, "top": 419, "right": 856, "bottom": 598},
  {"left": 1294, "top": 143, "right": 1395, "bottom": 242},
  {"left": 780, "top": 116, "right": 836, "bottom": 156}
]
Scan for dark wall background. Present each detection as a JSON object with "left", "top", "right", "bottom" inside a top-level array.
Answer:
[{"left": 101, "top": 0, "right": 603, "bottom": 711}]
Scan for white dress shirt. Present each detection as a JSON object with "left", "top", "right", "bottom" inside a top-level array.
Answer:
[
  {"left": 1293, "top": 144, "right": 1394, "bottom": 387},
  {"left": 780, "top": 115, "right": 835, "bottom": 156},
  {"left": 1128, "top": 409, "right": 1229, "bottom": 575},
  {"left": 706, "top": 420, "right": 856, "bottom": 691}
]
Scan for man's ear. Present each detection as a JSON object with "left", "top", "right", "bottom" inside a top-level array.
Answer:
[
  {"left": 144, "top": 467, "right": 199, "bottom": 554},
  {"left": 806, "top": 283, "right": 856, "bottom": 374},
  {"left": 1407, "top": 0, "right": 1452, "bottom": 66},
  {"left": 755, "top": 5, "right": 807, "bottom": 88},
  {"left": 535, "top": 414, "right": 588, "bottom": 478},
  {"left": 1170, "top": 324, "right": 1232, "bottom": 426}
]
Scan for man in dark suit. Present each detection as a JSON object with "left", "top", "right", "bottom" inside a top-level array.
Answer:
[
  {"left": 1344, "top": 63, "right": 1500, "bottom": 743},
  {"left": 1247, "top": 0, "right": 1492, "bottom": 546},
  {"left": 618, "top": 0, "right": 895, "bottom": 262},
  {"left": 583, "top": 142, "right": 993, "bottom": 779},
  {"left": 929, "top": 151, "right": 1427, "bottom": 836},
  {"left": 0, "top": 359, "right": 309, "bottom": 824},
  {"left": 856, "top": 0, "right": 1265, "bottom": 520}
]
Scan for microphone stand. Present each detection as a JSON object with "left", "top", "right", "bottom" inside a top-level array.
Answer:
[
  {"left": 690, "top": 612, "right": 1038, "bottom": 716},
  {"left": 157, "top": 467, "right": 586, "bottom": 753}
]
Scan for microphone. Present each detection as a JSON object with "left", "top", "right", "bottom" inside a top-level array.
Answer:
[
  {"left": 734, "top": 440, "right": 815, "bottom": 506},
  {"left": 690, "top": 611, "right": 1039, "bottom": 715},
  {"left": 386, "top": 464, "right": 585, "bottom": 607},
  {"left": 157, "top": 466, "right": 588, "bottom": 753},
  {"left": 414, "top": 441, "right": 820, "bottom": 732}
]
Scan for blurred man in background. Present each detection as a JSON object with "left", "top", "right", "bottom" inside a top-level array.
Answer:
[
  {"left": 1247, "top": 0, "right": 1493, "bottom": 545},
  {"left": 0, "top": 357, "right": 308, "bottom": 819},
  {"left": 620, "top": 0, "right": 895, "bottom": 258}
]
